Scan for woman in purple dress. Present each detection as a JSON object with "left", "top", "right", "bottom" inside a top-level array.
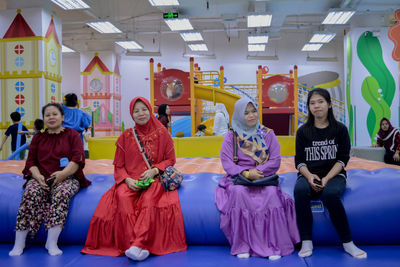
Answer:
[{"left": 215, "top": 98, "right": 299, "bottom": 260}]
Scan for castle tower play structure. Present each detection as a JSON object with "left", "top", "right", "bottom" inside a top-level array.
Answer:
[
  {"left": 81, "top": 53, "right": 121, "bottom": 137},
  {"left": 0, "top": 9, "right": 62, "bottom": 158}
]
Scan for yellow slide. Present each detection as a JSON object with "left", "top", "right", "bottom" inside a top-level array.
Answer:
[{"left": 194, "top": 84, "right": 241, "bottom": 135}]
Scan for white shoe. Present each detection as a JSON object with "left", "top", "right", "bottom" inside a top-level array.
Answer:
[
  {"left": 236, "top": 253, "right": 250, "bottom": 259},
  {"left": 269, "top": 255, "right": 281, "bottom": 260}
]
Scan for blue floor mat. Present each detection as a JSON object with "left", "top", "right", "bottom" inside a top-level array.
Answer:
[
  {"left": 303, "top": 245, "right": 400, "bottom": 267},
  {"left": 1, "top": 245, "right": 400, "bottom": 267}
]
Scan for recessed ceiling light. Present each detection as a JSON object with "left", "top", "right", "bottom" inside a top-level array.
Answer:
[
  {"left": 148, "top": 0, "right": 179, "bottom": 6},
  {"left": 247, "top": 14, "right": 272, "bottom": 27},
  {"left": 51, "top": 0, "right": 89, "bottom": 10},
  {"left": 248, "top": 44, "right": 266, "bottom": 52},
  {"left": 116, "top": 41, "right": 143, "bottom": 50},
  {"left": 322, "top": 10, "right": 355, "bottom": 24},
  {"left": 180, "top": 32, "right": 203, "bottom": 42},
  {"left": 164, "top": 18, "right": 193, "bottom": 31},
  {"left": 62, "top": 45, "right": 75, "bottom": 53},
  {"left": 309, "top": 32, "right": 336, "bottom": 43},
  {"left": 248, "top": 35, "right": 269, "bottom": 44},
  {"left": 86, "top": 21, "right": 122, "bottom": 34},
  {"left": 188, "top": 43, "right": 208, "bottom": 51},
  {"left": 301, "top": 43, "right": 323, "bottom": 51}
]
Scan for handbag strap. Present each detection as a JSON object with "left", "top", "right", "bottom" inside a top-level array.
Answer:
[
  {"left": 132, "top": 127, "right": 152, "bottom": 169},
  {"left": 230, "top": 129, "right": 238, "bottom": 164}
]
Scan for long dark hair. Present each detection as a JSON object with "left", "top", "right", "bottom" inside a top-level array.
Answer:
[
  {"left": 303, "top": 88, "right": 339, "bottom": 139},
  {"left": 158, "top": 104, "right": 169, "bottom": 122}
]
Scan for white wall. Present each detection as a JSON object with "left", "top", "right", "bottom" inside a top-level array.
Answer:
[
  {"left": 61, "top": 54, "right": 81, "bottom": 96},
  {"left": 62, "top": 30, "right": 344, "bottom": 129}
]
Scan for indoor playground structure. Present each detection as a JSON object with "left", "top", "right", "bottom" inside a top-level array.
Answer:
[{"left": 150, "top": 57, "right": 345, "bottom": 137}]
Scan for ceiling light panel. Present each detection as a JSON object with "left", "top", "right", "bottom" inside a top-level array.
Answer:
[
  {"left": 301, "top": 43, "right": 323, "bottom": 51},
  {"left": 180, "top": 32, "right": 203, "bottom": 42},
  {"left": 62, "top": 45, "right": 75, "bottom": 53},
  {"left": 116, "top": 41, "right": 143, "bottom": 50},
  {"left": 248, "top": 44, "right": 266, "bottom": 52},
  {"left": 51, "top": 0, "right": 89, "bottom": 9},
  {"left": 188, "top": 44, "right": 208, "bottom": 51},
  {"left": 322, "top": 10, "right": 355, "bottom": 24},
  {"left": 148, "top": 0, "right": 179, "bottom": 6},
  {"left": 87, "top": 21, "right": 122, "bottom": 34},
  {"left": 248, "top": 35, "right": 269, "bottom": 44},
  {"left": 165, "top": 18, "right": 193, "bottom": 31},
  {"left": 247, "top": 14, "right": 272, "bottom": 27},
  {"left": 309, "top": 32, "right": 336, "bottom": 43}
]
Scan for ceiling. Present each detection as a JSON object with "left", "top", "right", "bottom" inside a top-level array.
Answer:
[{"left": 2, "top": 0, "right": 400, "bottom": 54}]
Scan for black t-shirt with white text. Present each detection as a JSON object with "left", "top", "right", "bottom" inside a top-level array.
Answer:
[{"left": 294, "top": 123, "right": 350, "bottom": 178}]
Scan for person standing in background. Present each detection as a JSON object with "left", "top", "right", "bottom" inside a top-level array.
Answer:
[
  {"left": 213, "top": 103, "right": 229, "bottom": 136},
  {"left": 157, "top": 104, "right": 170, "bottom": 130},
  {"left": 62, "top": 93, "right": 91, "bottom": 140}
]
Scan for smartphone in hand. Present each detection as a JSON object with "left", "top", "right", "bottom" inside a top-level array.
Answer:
[
  {"left": 46, "top": 177, "right": 56, "bottom": 187},
  {"left": 313, "top": 179, "right": 322, "bottom": 187}
]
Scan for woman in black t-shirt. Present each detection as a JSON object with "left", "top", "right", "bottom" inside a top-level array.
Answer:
[{"left": 294, "top": 88, "right": 366, "bottom": 259}]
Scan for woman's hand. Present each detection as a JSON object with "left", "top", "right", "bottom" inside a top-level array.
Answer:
[
  {"left": 140, "top": 168, "right": 158, "bottom": 181},
  {"left": 125, "top": 177, "right": 141, "bottom": 191},
  {"left": 394, "top": 152, "right": 400, "bottom": 162},
  {"left": 34, "top": 174, "right": 50, "bottom": 190},
  {"left": 307, "top": 174, "right": 323, "bottom": 192},
  {"left": 50, "top": 171, "right": 68, "bottom": 186},
  {"left": 248, "top": 169, "right": 264, "bottom": 180}
]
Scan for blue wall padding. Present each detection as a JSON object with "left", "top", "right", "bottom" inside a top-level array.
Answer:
[{"left": 1, "top": 168, "right": 400, "bottom": 245}]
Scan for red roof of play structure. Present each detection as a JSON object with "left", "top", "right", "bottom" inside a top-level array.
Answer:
[
  {"left": 45, "top": 17, "right": 60, "bottom": 45},
  {"left": 83, "top": 53, "right": 111, "bottom": 73},
  {"left": 3, "top": 10, "right": 36, "bottom": 38}
]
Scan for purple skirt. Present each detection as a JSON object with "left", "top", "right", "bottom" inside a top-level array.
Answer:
[{"left": 215, "top": 175, "right": 300, "bottom": 257}]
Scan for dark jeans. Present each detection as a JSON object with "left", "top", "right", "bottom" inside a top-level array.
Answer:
[
  {"left": 294, "top": 175, "right": 352, "bottom": 243},
  {"left": 384, "top": 151, "right": 400, "bottom": 166}
]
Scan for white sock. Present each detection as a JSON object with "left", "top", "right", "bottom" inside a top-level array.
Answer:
[
  {"left": 298, "top": 240, "right": 313, "bottom": 257},
  {"left": 343, "top": 241, "right": 367, "bottom": 259},
  {"left": 236, "top": 253, "right": 250, "bottom": 259},
  {"left": 125, "top": 246, "right": 149, "bottom": 261},
  {"left": 45, "top": 226, "right": 63, "bottom": 256},
  {"left": 269, "top": 255, "right": 281, "bottom": 260},
  {"left": 9, "top": 230, "right": 28, "bottom": 256}
]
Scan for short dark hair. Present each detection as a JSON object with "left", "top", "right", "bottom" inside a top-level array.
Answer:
[
  {"left": 64, "top": 93, "right": 78, "bottom": 107},
  {"left": 34, "top": 119, "right": 44, "bottom": 131},
  {"left": 10, "top": 111, "right": 21, "bottom": 122},
  {"left": 42, "top": 103, "right": 64, "bottom": 117},
  {"left": 197, "top": 124, "right": 206, "bottom": 131}
]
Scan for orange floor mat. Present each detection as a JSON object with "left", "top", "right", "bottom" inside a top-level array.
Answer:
[{"left": 1, "top": 157, "right": 400, "bottom": 175}]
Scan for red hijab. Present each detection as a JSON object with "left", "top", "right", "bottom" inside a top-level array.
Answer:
[
  {"left": 377, "top": 118, "right": 399, "bottom": 152},
  {"left": 113, "top": 97, "right": 175, "bottom": 180}
]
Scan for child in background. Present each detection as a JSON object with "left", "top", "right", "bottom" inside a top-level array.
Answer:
[
  {"left": 19, "top": 119, "right": 44, "bottom": 138},
  {"left": 83, "top": 127, "right": 91, "bottom": 159},
  {"left": 194, "top": 124, "right": 207, "bottom": 136},
  {"left": 0, "top": 112, "right": 28, "bottom": 159}
]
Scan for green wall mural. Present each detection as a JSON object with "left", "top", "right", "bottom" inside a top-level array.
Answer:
[
  {"left": 357, "top": 31, "right": 396, "bottom": 144},
  {"left": 346, "top": 35, "right": 354, "bottom": 144}
]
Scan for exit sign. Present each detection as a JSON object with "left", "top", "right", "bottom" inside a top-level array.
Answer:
[{"left": 163, "top": 12, "right": 178, "bottom": 19}]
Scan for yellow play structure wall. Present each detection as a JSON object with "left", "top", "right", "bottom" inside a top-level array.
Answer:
[{"left": 88, "top": 135, "right": 295, "bottom": 160}]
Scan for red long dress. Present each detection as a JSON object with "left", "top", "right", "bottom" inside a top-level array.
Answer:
[{"left": 82, "top": 97, "right": 187, "bottom": 256}]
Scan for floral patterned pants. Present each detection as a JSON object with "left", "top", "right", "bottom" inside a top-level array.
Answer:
[{"left": 15, "top": 178, "right": 80, "bottom": 236}]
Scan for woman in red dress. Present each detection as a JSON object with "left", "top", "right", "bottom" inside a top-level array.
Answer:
[{"left": 82, "top": 97, "right": 186, "bottom": 261}]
